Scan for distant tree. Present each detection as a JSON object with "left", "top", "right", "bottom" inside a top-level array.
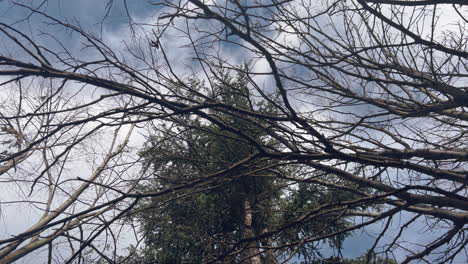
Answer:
[
  {"left": 346, "top": 255, "right": 397, "bottom": 264},
  {"left": 315, "top": 253, "right": 397, "bottom": 264}
]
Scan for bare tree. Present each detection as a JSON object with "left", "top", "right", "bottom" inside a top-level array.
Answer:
[{"left": 0, "top": 0, "right": 467, "bottom": 263}]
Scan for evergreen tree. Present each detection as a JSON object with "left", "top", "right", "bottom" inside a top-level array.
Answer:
[{"left": 131, "top": 71, "right": 357, "bottom": 263}]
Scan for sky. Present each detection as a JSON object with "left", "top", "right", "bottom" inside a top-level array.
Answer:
[{"left": 0, "top": 0, "right": 466, "bottom": 263}]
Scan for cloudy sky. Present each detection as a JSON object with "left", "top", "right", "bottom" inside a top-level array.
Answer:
[{"left": 0, "top": 1, "right": 465, "bottom": 263}]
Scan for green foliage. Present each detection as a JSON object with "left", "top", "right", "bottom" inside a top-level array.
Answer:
[
  {"left": 128, "top": 71, "right": 360, "bottom": 263},
  {"left": 312, "top": 253, "right": 397, "bottom": 264}
]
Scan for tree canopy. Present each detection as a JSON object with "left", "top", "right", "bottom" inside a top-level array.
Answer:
[
  {"left": 0, "top": 0, "right": 466, "bottom": 263},
  {"left": 130, "top": 72, "right": 364, "bottom": 263}
]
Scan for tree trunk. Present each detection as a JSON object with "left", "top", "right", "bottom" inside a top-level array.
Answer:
[{"left": 240, "top": 199, "right": 262, "bottom": 264}]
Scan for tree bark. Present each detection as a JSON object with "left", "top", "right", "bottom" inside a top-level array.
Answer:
[{"left": 240, "top": 199, "right": 262, "bottom": 264}]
